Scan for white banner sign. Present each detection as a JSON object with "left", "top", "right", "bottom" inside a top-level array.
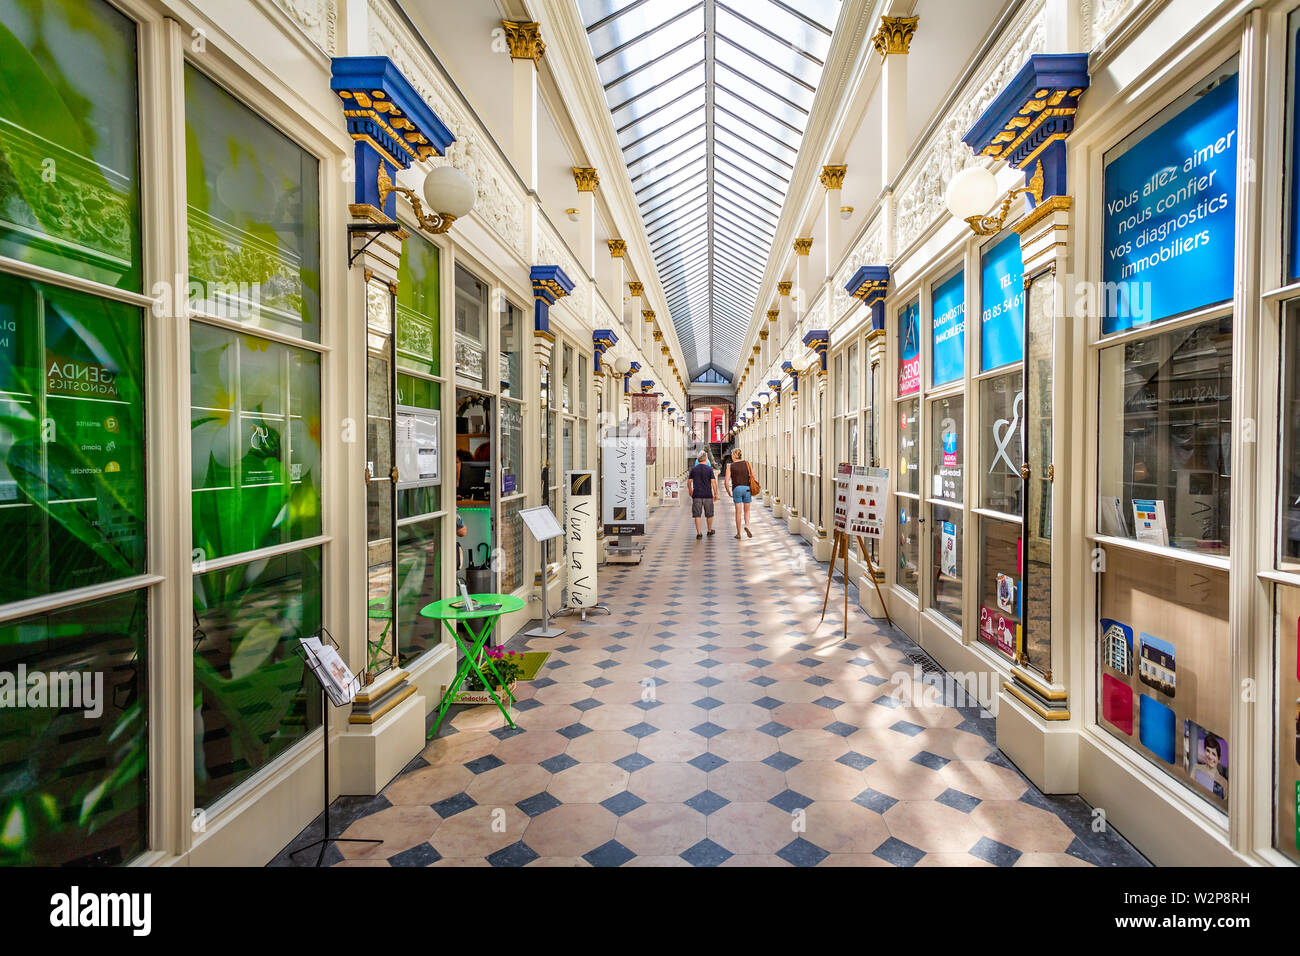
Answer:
[
  {"left": 565, "top": 470, "right": 597, "bottom": 608},
  {"left": 601, "top": 427, "right": 647, "bottom": 535}
]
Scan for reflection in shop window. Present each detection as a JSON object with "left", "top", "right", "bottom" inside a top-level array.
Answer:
[
  {"left": 896, "top": 500, "right": 919, "bottom": 594},
  {"left": 1097, "top": 316, "right": 1231, "bottom": 553},
  {"left": 929, "top": 394, "right": 963, "bottom": 504},
  {"left": 190, "top": 324, "right": 322, "bottom": 560},
  {"left": 185, "top": 66, "right": 321, "bottom": 342},
  {"left": 930, "top": 503, "right": 962, "bottom": 626},
  {"left": 980, "top": 372, "right": 1022, "bottom": 515},
  {"left": 0, "top": 0, "right": 141, "bottom": 290},
  {"left": 1274, "top": 585, "right": 1300, "bottom": 863},
  {"left": 193, "top": 547, "right": 322, "bottom": 809},
  {"left": 0, "top": 275, "right": 146, "bottom": 603},
  {"left": 453, "top": 266, "right": 488, "bottom": 389},
  {"left": 396, "top": 232, "right": 440, "bottom": 378},
  {"left": 1281, "top": 303, "right": 1300, "bottom": 564},
  {"left": 0, "top": 590, "right": 147, "bottom": 866},
  {"left": 397, "top": 517, "right": 443, "bottom": 665}
]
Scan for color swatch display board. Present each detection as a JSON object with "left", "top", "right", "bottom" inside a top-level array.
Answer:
[
  {"left": 1096, "top": 547, "right": 1230, "bottom": 815},
  {"left": 833, "top": 464, "right": 888, "bottom": 539},
  {"left": 823, "top": 463, "right": 893, "bottom": 636}
]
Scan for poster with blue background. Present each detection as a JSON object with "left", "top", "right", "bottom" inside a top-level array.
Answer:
[
  {"left": 897, "top": 299, "right": 920, "bottom": 395},
  {"left": 931, "top": 270, "right": 965, "bottom": 386},
  {"left": 1102, "top": 69, "right": 1238, "bottom": 333},
  {"left": 981, "top": 232, "right": 1024, "bottom": 370}
]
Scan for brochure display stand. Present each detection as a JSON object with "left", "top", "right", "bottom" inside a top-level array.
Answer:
[
  {"left": 290, "top": 629, "right": 380, "bottom": 867},
  {"left": 821, "top": 464, "right": 893, "bottom": 636},
  {"left": 520, "top": 505, "right": 565, "bottom": 639}
]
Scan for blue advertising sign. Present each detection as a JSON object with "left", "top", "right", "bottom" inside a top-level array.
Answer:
[
  {"left": 931, "top": 270, "right": 965, "bottom": 386},
  {"left": 898, "top": 300, "right": 920, "bottom": 395},
  {"left": 980, "top": 232, "right": 1024, "bottom": 370},
  {"left": 1102, "top": 70, "right": 1238, "bottom": 334}
]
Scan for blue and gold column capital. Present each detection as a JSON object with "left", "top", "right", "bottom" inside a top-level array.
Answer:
[
  {"left": 330, "top": 56, "right": 457, "bottom": 217},
  {"left": 802, "top": 330, "right": 829, "bottom": 373},
  {"left": 781, "top": 360, "right": 798, "bottom": 393},
  {"left": 593, "top": 329, "right": 618, "bottom": 372},
  {"left": 845, "top": 265, "right": 890, "bottom": 332},
  {"left": 768, "top": 380, "right": 782, "bottom": 406},
  {"left": 962, "top": 53, "right": 1090, "bottom": 202},
  {"left": 624, "top": 361, "right": 641, "bottom": 394},
  {"left": 530, "top": 265, "right": 575, "bottom": 339},
  {"left": 640, "top": 379, "right": 656, "bottom": 394}
]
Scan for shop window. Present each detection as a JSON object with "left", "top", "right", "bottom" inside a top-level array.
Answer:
[
  {"left": 453, "top": 266, "right": 488, "bottom": 389},
  {"left": 190, "top": 323, "right": 322, "bottom": 560},
  {"left": 193, "top": 547, "right": 322, "bottom": 809},
  {"left": 500, "top": 296, "right": 521, "bottom": 399},
  {"left": 500, "top": 396, "right": 523, "bottom": 500},
  {"left": 979, "top": 371, "right": 1023, "bottom": 515},
  {"left": 1290, "top": 9, "right": 1300, "bottom": 282},
  {"left": 0, "top": 590, "right": 147, "bottom": 866},
  {"left": 980, "top": 232, "right": 1024, "bottom": 371},
  {"left": 897, "top": 398, "right": 919, "bottom": 496},
  {"left": 1275, "top": 584, "right": 1300, "bottom": 864},
  {"left": 396, "top": 373, "right": 442, "bottom": 520},
  {"left": 929, "top": 394, "right": 963, "bottom": 505},
  {"left": 397, "top": 516, "right": 442, "bottom": 665},
  {"left": 930, "top": 504, "right": 962, "bottom": 626},
  {"left": 833, "top": 353, "right": 843, "bottom": 417},
  {"left": 1101, "top": 63, "right": 1238, "bottom": 334},
  {"left": 396, "top": 232, "right": 440, "bottom": 378},
  {"left": 977, "top": 520, "right": 1021, "bottom": 659},
  {"left": 896, "top": 499, "right": 919, "bottom": 594},
  {"left": 499, "top": 498, "right": 525, "bottom": 594},
  {"left": 1280, "top": 302, "right": 1300, "bottom": 565},
  {"left": 185, "top": 66, "right": 321, "bottom": 342},
  {"left": 0, "top": 275, "right": 146, "bottom": 603},
  {"left": 931, "top": 269, "right": 965, "bottom": 387},
  {"left": 0, "top": 0, "right": 141, "bottom": 291},
  {"left": 1096, "top": 547, "right": 1229, "bottom": 813},
  {"left": 1097, "top": 316, "right": 1231, "bottom": 553},
  {"left": 847, "top": 342, "right": 859, "bottom": 412}
]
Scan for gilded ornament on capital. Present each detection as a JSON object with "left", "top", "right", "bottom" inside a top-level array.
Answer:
[
  {"left": 872, "top": 15, "right": 919, "bottom": 58},
  {"left": 502, "top": 20, "right": 546, "bottom": 62}
]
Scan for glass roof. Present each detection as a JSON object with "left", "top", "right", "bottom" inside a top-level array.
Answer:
[{"left": 579, "top": 0, "right": 840, "bottom": 380}]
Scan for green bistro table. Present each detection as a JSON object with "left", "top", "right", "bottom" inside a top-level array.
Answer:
[{"left": 420, "top": 593, "right": 526, "bottom": 738}]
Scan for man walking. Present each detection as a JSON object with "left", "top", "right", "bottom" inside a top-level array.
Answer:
[{"left": 688, "top": 451, "right": 718, "bottom": 540}]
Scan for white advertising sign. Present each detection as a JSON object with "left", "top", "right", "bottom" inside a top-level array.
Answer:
[
  {"left": 565, "top": 470, "right": 597, "bottom": 608},
  {"left": 602, "top": 427, "right": 647, "bottom": 535}
]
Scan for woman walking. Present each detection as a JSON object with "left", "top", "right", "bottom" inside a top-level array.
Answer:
[{"left": 723, "top": 447, "right": 755, "bottom": 539}]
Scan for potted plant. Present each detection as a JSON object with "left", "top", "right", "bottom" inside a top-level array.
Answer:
[{"left": 454, "top": 646, "right": 522, "bottom": 705}]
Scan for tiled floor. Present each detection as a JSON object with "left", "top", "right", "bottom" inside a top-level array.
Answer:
[{"left": 273, "top": 497, "right": 1148, "bottom": 868}]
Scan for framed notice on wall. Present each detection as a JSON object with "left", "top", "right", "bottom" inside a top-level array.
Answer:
[{"left": 396, "top": 406, "right": 440, "bottom": 486}]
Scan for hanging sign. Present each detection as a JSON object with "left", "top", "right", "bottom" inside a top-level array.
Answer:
[
  {"left": 630, "top": 394, "right": 658, "bottom": 464},
  {"left": 601, "top": 426, "right": 647, "bottom": 536},
  {"left": 931, "top": 270, "right": 965, "bottom": 386},
  {"left": 1102, "top": 69, "right": 1238, "bottom": 333},
  {"left": 565, "top": 470, "right": 597, "bottom": 608},
  {"left": 980, "top": 232, "right": 1024, "bottom": 371}
]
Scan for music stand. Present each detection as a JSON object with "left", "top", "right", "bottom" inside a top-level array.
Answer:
[{"left": 290, "top": 628, "right": 382, "bottom": 867}]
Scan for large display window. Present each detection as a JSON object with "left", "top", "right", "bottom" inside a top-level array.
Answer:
[
  {"left": 1097, "top": 316, "right": 1232, "bottom": 553},
  {"left": 0, "top": 0, "right": 141, "bottom": 291}
]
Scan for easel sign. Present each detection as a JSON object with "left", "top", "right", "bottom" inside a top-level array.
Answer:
[{"left": 823, "top": 464, "right": 893, "bottom": 634}]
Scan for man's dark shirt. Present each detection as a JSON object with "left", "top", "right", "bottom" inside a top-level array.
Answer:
[{"left": 689, "top": 463, "right": 715, "bottom": 498}]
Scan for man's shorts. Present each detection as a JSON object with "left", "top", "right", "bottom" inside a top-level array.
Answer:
[{"left": 691, "top": 497, "right": 715, "bottom": 518}]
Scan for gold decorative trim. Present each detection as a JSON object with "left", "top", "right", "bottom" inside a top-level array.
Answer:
[
  {"left": 777, "top": 281, "right": 792, "bottom": 295},
  {"left": 533, "top": 328, "right": 556, "bottom": 343},
  {"left": 793, "top": 237, "right": 813, "bottom": 256},
  {"left": 348, "top": 684, "right": 417, "bottom": 724},
  {"left": 643, "top": 309, "right": 655, "bottom": 323},
  {"left": 573, "top": 167, "right": 600, "bottom": 192},
  {"left": 1010, "top": 666, "right": 1067, "bottom": 701},
  {"left": 767, "top": 309, "right": 779, "bottom": 322},
  {"left": 1002, "top": 681, "right": 1070, "bottom": 720},
  {"left": 873, "top": 15, "right": 919, "bottom": 57},
  {"left": 502, "top": 20, "right": 545, "bottom": 62},
  {"left": 607, "top": 238, "right": 626, "bottom": 257},
  {"left": 628, "top": 281, "right": 644, "bottom": 296},
  {"left": 819, "top": 164, "right": 847, "bottom": 190},
  {"left": 1014, "top": 194, "right": 1073, "bottom": 235}
]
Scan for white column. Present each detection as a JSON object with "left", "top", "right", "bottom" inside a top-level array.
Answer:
[
  {"left": 875, "top": 15, "right": 917, "bottom": 186},
  {"left": 503, "top": 21, "right": 544, "bottom": 192},
  {"left": 608, "top": 240, "right": 625, "bottom": 326},
  {"left": 574, "top": 168, "right": 598, "bottom": 278},
  {"left": 628, "top": 281, "right": 643, "bottom": 351},
  {"left": 821, "top": 165, "right": 846, "bottom": 280},
  {"left": 794, "top": 239, "right": 813, "bottom": 338}
]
